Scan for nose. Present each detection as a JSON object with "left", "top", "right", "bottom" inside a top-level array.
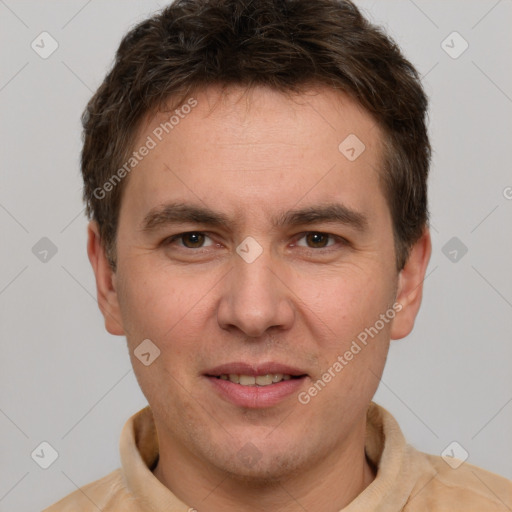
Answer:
[{"left": 216, "top": 244, "right": 295, "bottom": 338}]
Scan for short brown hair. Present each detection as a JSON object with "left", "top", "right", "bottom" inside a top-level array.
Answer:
[{"left": 82, "top": 0, "right": 430, "bottom": 271}]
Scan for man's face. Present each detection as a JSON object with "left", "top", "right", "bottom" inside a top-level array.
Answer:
[{"left": 104, "top": 86, "right": 411, "bottom": 480}]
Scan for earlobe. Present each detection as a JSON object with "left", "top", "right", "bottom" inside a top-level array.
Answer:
[
  {"left": 390, "top": 227, "right": 432, "bottom": 340},
  {"left": 87, "top": 221, "right": 125, "bottom": 336}
]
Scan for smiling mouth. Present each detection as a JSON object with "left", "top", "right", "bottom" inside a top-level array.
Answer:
[{"left": 211, "top": 374, "right": 306, "bottom": 386}]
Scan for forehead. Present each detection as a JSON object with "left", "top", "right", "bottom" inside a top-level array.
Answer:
[
  {"left": 136, "top": 84, "right": 383, "bottom": 159},
  {"left": 121, "top": 84, "right": 390, "bottom": 230}
]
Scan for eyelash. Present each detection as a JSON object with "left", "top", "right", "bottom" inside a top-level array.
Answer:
[{"left": 162, "top": 231, "right": 348, "bottom": 253}]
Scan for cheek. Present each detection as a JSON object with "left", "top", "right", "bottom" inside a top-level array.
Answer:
[
  {"left": 292, "top": 264, "right": 394, "bottom": 345},
  {"left": 117, "top": 266, "right": 222, "bottom": 389},
  {"left": 299, "top": 275, "right": 393, "bottom": 411},
  {"left": 117, "top": 262, "right": 211, "bottom": 339}
]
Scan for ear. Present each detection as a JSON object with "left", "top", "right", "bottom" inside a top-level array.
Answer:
[
  {"left": 87, "top": 220, "right": 125, "bottom": 336},
  {"left": 390, "top": 227, "right": 432, "bottom": 340}
]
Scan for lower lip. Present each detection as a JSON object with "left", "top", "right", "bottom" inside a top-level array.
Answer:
[{"left": 206, "top": 376, "right": 307, "bottom": 408}]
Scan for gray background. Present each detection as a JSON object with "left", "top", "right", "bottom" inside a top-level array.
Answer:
[{"left": 0, "top": 0, "right": 511, "bottom": 510}]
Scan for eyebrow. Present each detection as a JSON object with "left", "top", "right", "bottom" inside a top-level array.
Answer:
[{"left": 140, "top": 202, "right": 369, "bottom": 233}]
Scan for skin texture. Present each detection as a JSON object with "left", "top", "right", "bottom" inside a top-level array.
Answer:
[{"left": 87, "top": 85, "right": 431, "bottom": 511}]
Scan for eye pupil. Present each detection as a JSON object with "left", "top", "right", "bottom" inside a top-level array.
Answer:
[
  {"left": 183, "top": 232, "right": 204, "bottom": 248},
  {"left": 307, "top": 233, "right": 328, "bottom": 248}
]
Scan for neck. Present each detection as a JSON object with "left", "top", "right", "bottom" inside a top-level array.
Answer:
[{"left": 153, "top": 419, "right": 376, "bottom": 512}]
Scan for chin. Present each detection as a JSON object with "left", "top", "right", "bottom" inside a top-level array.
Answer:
[
  {"left": 210, "top": 440, "right": 316, "bottom": 485},
  {"left": 220, "top": 456, "right": 301, "bottom": 485}
]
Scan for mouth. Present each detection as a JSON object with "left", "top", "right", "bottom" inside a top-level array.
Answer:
[
  {"left": 204, "top": 363, "right": 308, "bottom": 408},
  {"left": 214, "top": 373, "right": 300, "bottom": 386}
]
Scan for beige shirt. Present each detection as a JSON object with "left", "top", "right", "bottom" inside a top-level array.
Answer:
[{"left": 43, "top": 402, "right": 512, "bottom": 511}]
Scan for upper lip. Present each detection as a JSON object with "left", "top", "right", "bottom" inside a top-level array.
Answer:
[{"left": 205, "top": 362, "right": 307, "bottom": 377}]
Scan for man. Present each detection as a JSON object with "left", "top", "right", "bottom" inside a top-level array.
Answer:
[{"left": 44, "top": 0, "right": 512, "bottom": 510}]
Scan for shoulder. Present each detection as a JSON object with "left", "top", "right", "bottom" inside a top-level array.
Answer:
[
  {"left": 405, "top": 449, "right": 512, "bottom": 511},
  {"left": 42, "top": 468, "right": 141, "bottom": 512}
]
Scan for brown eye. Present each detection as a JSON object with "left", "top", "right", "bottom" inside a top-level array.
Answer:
[
  {"left": 181, "top": 232, "right": 207, "bottom": 248},
  {"left": 304, "top": 232, "right": 331, "bottom": 248},
  {"left": 162, "top": 232, "right": 216, "bottom": 251}
]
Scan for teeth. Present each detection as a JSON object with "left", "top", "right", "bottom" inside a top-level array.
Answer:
[
  {"left": 218, "top": 373, "right": 294, "bottom": 386},
  {"left": 255, "top": 374, "right": 273, "bottom": 386},
  {"left": 239, "top": 375, "right": 256, "bottom": 385}
]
